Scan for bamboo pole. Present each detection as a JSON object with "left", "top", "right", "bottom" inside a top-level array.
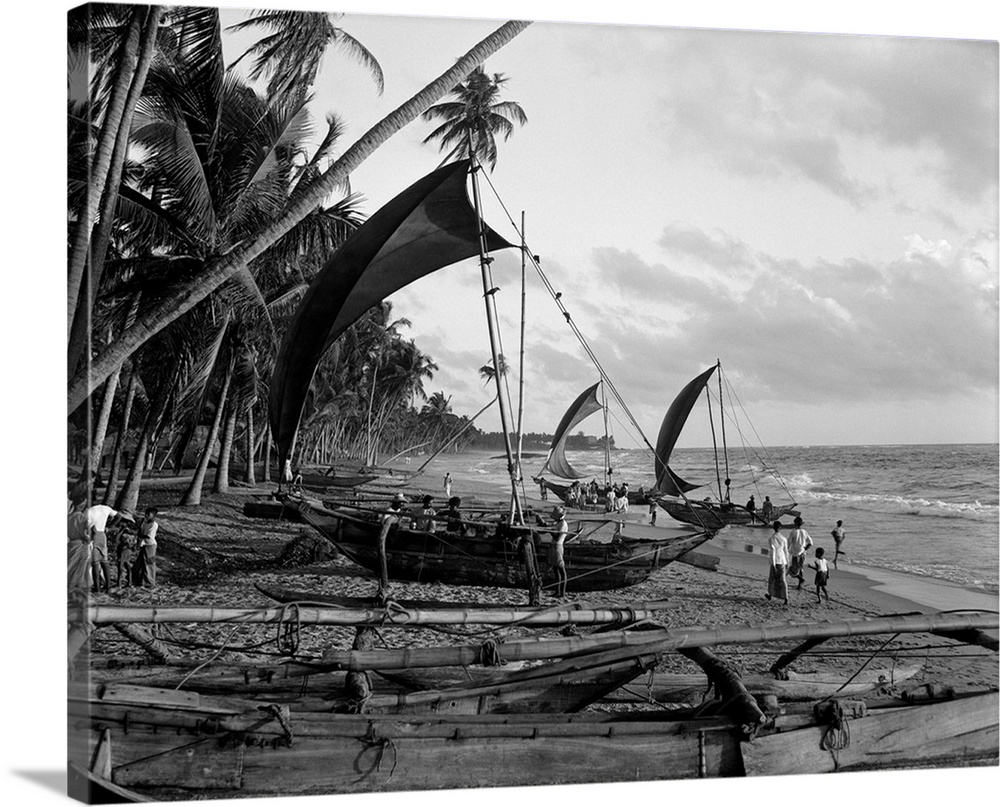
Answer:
[
  {"left": 74, "top": 603, "right": 675, "bottom": 628},
  {"left": 309, "top": 611, "right": 999, "bottom": 671}
]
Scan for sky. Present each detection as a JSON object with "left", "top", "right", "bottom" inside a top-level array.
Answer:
[{"left": 219, "top": 1, "right": 999, "bottom": 449}]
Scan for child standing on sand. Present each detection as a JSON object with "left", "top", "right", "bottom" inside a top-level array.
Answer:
[{"left": 810, "top": 547, "right": 830, "bottom": 604}]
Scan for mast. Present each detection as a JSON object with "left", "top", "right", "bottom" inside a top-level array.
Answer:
[
  {"left": 706, "top": 383, "right": 723, "bottom": 501},
  {"left": 515, "top": 211, "right": 527, "bottom": 480},
  {"left": 717, "top": 358, "right": 731, "bottom": 499},
  {"left": 469, "top": 160, "right": 523, "bottom": 524},
  {"left": 601, "top": 379, "right": 611, "bottom": 487}
]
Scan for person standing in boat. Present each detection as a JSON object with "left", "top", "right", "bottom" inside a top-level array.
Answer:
[
  {"left": 761, "top": 496, "right": 774, "bottom": 521},
  {"left": 746, "top": 495, "right": 756, "bottom": 514},
  {"left": 786, "top": 516, "right": 813, "bottom": 590},
  {"left": 765, "top": 520, "right": 789, "bottom": 605},
  {"left": 416, "top": 495, "right": 437, "bottom": 532},
  {"left": 831, "top": 520, "right": 846, "bottom": 568},
  {"left": 444, "top": 496, "right": 463, "bottom": 534},
  {"left": 538, "top": 477, "right": 548, "bottom": 501}
]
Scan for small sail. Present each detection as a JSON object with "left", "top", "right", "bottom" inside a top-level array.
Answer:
[
  {"left": 653, "top": 365, "right": 718, "bottom": 495},
  {"left": 269, "top": 160, "right": 513, "bottom": 468},
  {"left": 540, "top": 382, "right": 602, "bottom": 479}
]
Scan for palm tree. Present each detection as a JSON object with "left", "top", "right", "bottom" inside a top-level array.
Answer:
[
  {"left": 421, "top": 65, "right": 527, "bottom": 171},
  {"left": 478, "top": 353, "right": 509, "bottom": 384},
  {"left": 68, "top": 20, "right": 533, "bottom": 414},
  {"left": 227, "top": 9, "right": 384, "bottom": 100},
  {"left": 67, "top": 4, "right": 163, "bottom": 345}
]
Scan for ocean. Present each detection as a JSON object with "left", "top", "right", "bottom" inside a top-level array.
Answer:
[{"left": 456, "top": 443, "right": 999, "bottom": 595}]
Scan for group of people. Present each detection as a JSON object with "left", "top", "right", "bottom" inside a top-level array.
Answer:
[
  {"left": 381, "top": 492, "right": 467, "bottom": 536},
  {"left": 68, "top": 495, "right": 158, "bottom": 596},
  {"left": 744, "top": 494, "right": 775, "bottom": 520},
  {"left": 765, "top": 517, "right": 846, "bottom": 605}
]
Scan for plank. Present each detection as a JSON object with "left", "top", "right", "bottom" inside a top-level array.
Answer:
[{"left": 740, "top": 691, "right": 999, "bottom": 775}]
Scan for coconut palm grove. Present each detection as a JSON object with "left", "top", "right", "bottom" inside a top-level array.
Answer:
[{"left": 68, "top": 6, "right": 532, "bottom": 509}]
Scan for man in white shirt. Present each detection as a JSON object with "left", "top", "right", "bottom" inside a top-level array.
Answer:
[
  {"left": 786, "top": 516, "right": 814, "bottom": 590},
  {"left": 85, "top": 503, "right": 119, "bottom": 594},
  {"left": 765, "top": 521, "right": 789, "bottom": 605}
]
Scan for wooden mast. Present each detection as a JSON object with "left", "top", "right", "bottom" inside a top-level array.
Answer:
[{"left": 469, "top": 159, "right": 523, "bottom": 524}]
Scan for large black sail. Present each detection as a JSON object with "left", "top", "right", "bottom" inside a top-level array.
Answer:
[
  {"left": 269, "top": 160, "right": 513, "bottom": 468},
  {"left": 653, "top": 365, "right": 718, "bottom": 495}
]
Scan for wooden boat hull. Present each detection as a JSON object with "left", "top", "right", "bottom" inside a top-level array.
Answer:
[
  {"left": 302, "top": 504, "right": 713, "bottom": 592},
  {"left": 659, "top": 498, "right": 799, "bottom": 529},
  {"left": 69, "top": 685, "right": 998, "bottom": 799}
]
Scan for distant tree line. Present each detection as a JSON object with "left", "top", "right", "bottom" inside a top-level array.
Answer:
[{"left": 469, "top": 432, "right": 616, "bottom": 451}]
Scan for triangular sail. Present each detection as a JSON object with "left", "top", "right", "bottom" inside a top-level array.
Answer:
[
  {"left": 540, "top": 382, "right": 602, "bottom": 479},
  {"left": 269, "top": 160, "right": 514, "bottom": 468},
  {"left": 653, "top": 365, "right": 718, "bottom": 495}
]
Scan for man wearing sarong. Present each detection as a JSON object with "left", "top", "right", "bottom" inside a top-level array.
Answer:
[
  {"left": 786, "top": 516, "right": 814, "bottom": 590},
  {"left": 67, "top": 498, "right": 91, "bottom": 596},
  {"left": 765, "top": 521, "right": 789, "bottom": 605}
]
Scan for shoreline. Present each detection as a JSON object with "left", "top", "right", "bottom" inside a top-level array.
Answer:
[
  {"left": 705, "top": 533, "right": 999, "bottom": 615},
  {"left": 415, "top": 453, "right": 999, "bottom": 617}
]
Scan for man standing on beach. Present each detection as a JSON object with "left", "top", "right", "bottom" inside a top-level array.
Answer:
[
  {"left": 786, "top": 516, "right": 813, "bottom": 590},
  {"left": 831, "top": 520, "right": 846, "bottom": 569},
  {"left": 765, "top": 520, "right": 789, "bottom": 605},
  {"left": 550, "top": 506, "right": 572, "bottom": 598},
  {"left": 444, "top": 472, "right": 452, "bottom": 498},
  {"left": 85, "top": 502, "right": 119, "bottom": 594}
]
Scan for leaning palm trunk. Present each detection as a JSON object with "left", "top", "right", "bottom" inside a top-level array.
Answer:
[
  {"left": 68, "top": 7, "right": 163, "bottom": 376},
  {"left": 67, "top": 6, "right": 162, "bottom": 343},
  {"left": 103, "top": 365, "right": 137, "bottom": 504},
  {"left": 244, "top": 405, "right": 256, "bottom": 485},
  {"left": 115, "top": 379, "right": 172, "bottom": 513},
  {"left": 89, "top": 365, "right": 121, "bottom": 475},
  {"left": 262, "top": 422, "right": 272, "bottom": 483},
  {"left": 68, "top": 20, "right": 532, "bottom": 413},
  {"left": 180, "top": 360, "right": 234, "bottom": 506},
  {"left": 213, "top": 404, "right": 238, "bottom": 494}
]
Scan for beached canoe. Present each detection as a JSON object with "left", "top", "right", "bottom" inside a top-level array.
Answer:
[
  {"left": 68, "top": 682, "right": 998, "bottom": 798},
  {"left": 296, "top": 500, "right": 714, "bottom": 594},
  {"left": 657, "top": 497, "right": 800, "bottom": 529}
]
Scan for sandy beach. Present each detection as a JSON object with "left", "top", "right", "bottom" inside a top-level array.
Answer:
[{"left": 73, "top": 455, "right": 998, "bottom": 699}]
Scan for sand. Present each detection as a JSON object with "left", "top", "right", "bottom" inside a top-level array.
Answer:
[
  {"left": 36, "top": 454, "right": 995, "bottom": 807},
  {"left": 77, "top": 455, "right": 998, "bottom": 696}
]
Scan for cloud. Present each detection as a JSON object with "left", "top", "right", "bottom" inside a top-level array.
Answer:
[
  {"left": 572, "top": 222, "right": 999, "bottom": 412},
  {"left": 602, "top": 28, "right": 999, "bottom": 208}
]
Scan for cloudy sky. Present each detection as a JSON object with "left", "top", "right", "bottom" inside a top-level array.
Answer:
[{"left": 217, "top": 1, "right": 999, "bottom": 449}]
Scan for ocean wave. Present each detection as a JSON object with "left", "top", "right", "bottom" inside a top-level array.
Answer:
[
  {"left": 851, "top": 555, "right": 999, "bottom": 594},
  {"left": 782, "top": 472, "right": 817, "bottom": 489},
  {"left": 798, "top": 490, "right": 999, "bottom": 521}
]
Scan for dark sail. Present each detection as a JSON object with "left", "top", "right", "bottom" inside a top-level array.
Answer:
[
  {"left": 269, "top": 160, "right": 514, "bottom": 468},
  {"left": 653, "top": 365, "right": 718, "bottom": 495},
  {"left": 540, "top": 382, "right": 602, "bottom": 479}
]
